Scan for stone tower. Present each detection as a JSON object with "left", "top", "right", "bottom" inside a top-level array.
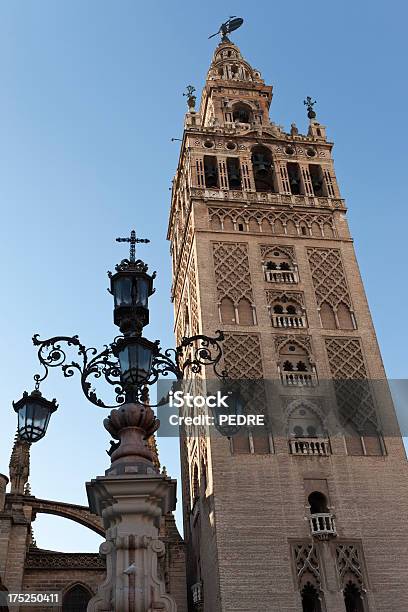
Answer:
[{"left": 167, "top": 35, "right": 408, "bottom": 612}]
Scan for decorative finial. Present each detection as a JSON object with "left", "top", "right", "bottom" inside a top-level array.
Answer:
[
  {"left": 208, "top": 16, "right": 244, "bottom": 42},
  {"left": 183, "top": 85, "right": 196, "bottom": 111},
  {"left": 304, "top": 96, "right": 317, "bottom": 120},
  {"left": 116, "top": 230, "right": 150, "bottom": 263}
]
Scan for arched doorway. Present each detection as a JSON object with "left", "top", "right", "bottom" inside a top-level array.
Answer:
[{"left": 62, "top": 584, "right": 92, "bottom": 612}]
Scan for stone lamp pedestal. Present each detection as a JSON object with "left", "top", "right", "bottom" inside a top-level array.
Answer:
[{"left": 86, "top": 402, "right": 177, "bottom": 612}]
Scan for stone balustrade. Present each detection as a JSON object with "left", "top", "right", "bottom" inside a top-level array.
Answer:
[
  {"left": 289, "top": 437, "right": 330, "bottom": 456},
  {"left": 281, "top": 372, "right": 317, "bottom": 386},
  {"left": 264, "top": 269, "right": 298, "bottom": 283},
  {"left": 309, "top": 513, "right": 336, "bottom": 538},
  {"left": 271, "top": 313, "right": 306, "bottom": 328}
]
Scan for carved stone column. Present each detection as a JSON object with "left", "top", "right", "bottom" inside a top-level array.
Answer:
[{"left": 86, "top": 402, "right": 177, "bottom": 612}]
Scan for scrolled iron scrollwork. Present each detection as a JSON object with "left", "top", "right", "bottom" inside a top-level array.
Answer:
[
  {"left": 32, "top": 334, "right": 125, "bottom": 408},
  {"left": 32, "top": 329, "right": 226, "bottom": 409}
]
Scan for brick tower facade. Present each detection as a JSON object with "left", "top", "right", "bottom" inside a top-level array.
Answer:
[{"left": 168, "top": 35, "right": 408, "bottom": 612}]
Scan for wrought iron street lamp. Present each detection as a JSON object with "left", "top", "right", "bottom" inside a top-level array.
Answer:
[{"left": 16, "top": 230, "right": 226, "bottom": 431}]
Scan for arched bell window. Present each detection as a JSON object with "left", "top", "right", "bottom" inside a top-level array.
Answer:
[
  {"left": 251, "top": 145, "right": 275, "bottom": 192},
  {"left": 62, "top": 585, "right": 92, "bottom": 612},
  {"left": 232, "top": 102, "right": 252, "bottom": 123}
]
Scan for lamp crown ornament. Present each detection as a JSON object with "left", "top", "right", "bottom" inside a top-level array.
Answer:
[{"left": 115, "top": 229, "right": 149, "bottom": 263}]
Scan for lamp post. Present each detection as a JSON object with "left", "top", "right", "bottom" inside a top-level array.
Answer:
[{"left": 14, "top": 230, "right": 226, "bottom": 612}]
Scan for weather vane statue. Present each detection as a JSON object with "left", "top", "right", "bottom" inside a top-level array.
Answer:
[
  {"left": 183, "top": 85, "right": 196, "bottom": 111},
  {"left": 208, "top": 16, "right": 244, "bottom": 42},
  {"left": 304, "top": 96, "right": 317, "bottom": 120}
]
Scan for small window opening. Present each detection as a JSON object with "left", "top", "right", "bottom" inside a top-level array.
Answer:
[
  {"left": 273, "top": 304, "right": 284, "bottom": 314},
  {"left": 204, "top": 156, "right": 219, "bottom": 188},
  {"left": 238, "top": 223, "right": 244, "bottom": 232},
  {"left": 301, "top": 225, "right": 308, "bottom": 235},
  {"left": 301, "top": 582, "right": 322, "bottom": 612},
  {"left": 227, "top": 157, "right": 242, "bottom": 189},
  {"left": 232, "top": 103, "right": 252, "bottom": 123},
  {"left": 251, "top": 146, "right": 275, "bottom": 192},
  {"left": 287, "top": 162, "right": 302, "bottom": 195},
  {"left": 309, "top": 165, "right": 326, "bottom": 197},
  {"left": 344, "top": 582, "right": 364, "bottom": 612},
  {"left": 308, "top": 492, "right": 328, "bottom": 515}
]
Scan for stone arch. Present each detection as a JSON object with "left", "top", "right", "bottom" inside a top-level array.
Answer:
[
  {"left": 237, "top": 297, "right": 254, "bottom": 325},
  {"left": 320, "top": 301, "right": 336, "bottom": 329},
  {"left": 285, "top": 399, "right": 326, "bottom": 438},
  {"left": 220, "top": 296, "right": 236, "bottom": 324},
  {"left": 62, "top": 582, "right": 93, "bottom": 612},
  {"left": 336, "top": 301, "right": 354, "bottom": 329},
  {"left": 29, "top": 498, "right": 104, "bottom": 536}
]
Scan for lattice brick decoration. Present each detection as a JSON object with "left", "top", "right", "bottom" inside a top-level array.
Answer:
[
  {"left": 223, "top": 333, "right": 263, "bottom": 379},
  {"left": 335, "top": 544, "right": 364, "bottom": 587},
  {"left": 173, "top": 222, "right": 193, "bottom": 308},
  {"left": 325, "top": 337, "right": 378, "bottom": 429},
  {"left": 325, "top": 338, "right": 367, "bottom": 380},
  {"left": 212, "top": 242, "right": 254, "bottom": 303},
  {"left": 188, "top": 254, "right": 200, "bottom": 336},
  {"left": 293, "top": 544, "right": 321, "bottom": 587},
  {"left": 307, "top": 248, "right": 352, "bottom": 308},
  {"left": 265, "top": 290, "right": 305, "bottom": 308},
  {"left": 209, "top": 206, "right": 336, "bottom": 238}
]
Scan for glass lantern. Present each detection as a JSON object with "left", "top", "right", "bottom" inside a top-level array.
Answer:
[
  {"left": 113, "top": 336, "right": 158, "bottom": 389},
  {"left": 13, "top": 390, "right": 58, "bottom": 443}
]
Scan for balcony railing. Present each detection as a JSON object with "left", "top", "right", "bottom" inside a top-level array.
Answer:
[
  {"left": 191, "top": 582, "right": 203, "bottom": 605},
  {"left": 281, "top": 372, "right": 317, "bottom": 386},
  {"left": 289, "top": 437, "right": 330, "bottom": 456},
  {"left": 309, "top": 513, "right": 336, "bottom": 538},
  {"left": 264, "top": 269, "right": 298, "bottom": 283},
  {"left": 271, "top": 314, "right": 306, "bottom": 328}
]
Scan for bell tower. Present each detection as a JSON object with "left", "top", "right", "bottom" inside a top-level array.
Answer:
[{"left": 168, "top": 31, "right": 408, "bottom": 612}]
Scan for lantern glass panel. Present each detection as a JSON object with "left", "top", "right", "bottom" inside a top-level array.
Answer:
[
  {"left": 118, "top": 341, "right": 154, "bottom": 387},
  {"left": 18, "top": 400, "right": 51, "bottom": 442},
  {"left": 136, "top": 277, "right": 149, "bottom": 308},
  {"left": 113, "top": 276, "right": 133, "bottom": 307}
]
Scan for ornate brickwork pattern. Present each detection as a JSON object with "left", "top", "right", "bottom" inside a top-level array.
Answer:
[
  {"left": 209, "top": 206, "right": 336, "bottom": 238},
  {"left": 173, "top": 221, "right": 193, "bottom": 307},
  {"left": 293, "top": 544, "right": 320, "bottom": 587},
  {"left": 260, "top": 244, "right": 295, "bottom": 262},
  {"left": 212, "top": 242, "right": 254, "bottom": 303},
  {"left": 274, "top": 334, "right": 312, "bottom": 356},
  {"left": 335, "top": 544, "right": 364, "bottom": 587},
  {"left": 25, "top": 551, "right": 106, "bottom": 570},
  {"left": 325, "top": 337, "right": 367, "bottom": 379},
  {"left": 325, "top": 337, "right": 378, "bottom": 429},
  {"left": 188, "top": 254, "right": 199, "bottom": 336},
  {"left": 265, "top": 290, "right": 304, "bottom": 308},
  {"left": 223, "top": 333, "right": 263, "bottom": 379},
  {"left": 307, "top": 248, "right": 351, "bottom": 308}
]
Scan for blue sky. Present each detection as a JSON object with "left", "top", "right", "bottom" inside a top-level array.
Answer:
[{"left": 0, "top": 1, "right": 407, "bottom": 552}]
